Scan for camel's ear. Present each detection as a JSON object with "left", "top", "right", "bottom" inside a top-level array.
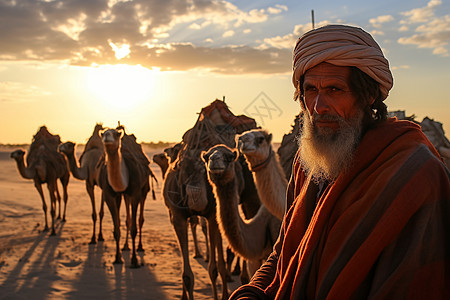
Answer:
[
  {"left": 99, "top": 129, "right": 106, "bottom": 137},
  {"left": 200, "top": 150, "right": 209, "bottom": 163},
  {"left": 116, "top": 128, "right": 124, "bottom": 139},
  {"left": 232, "top": 149, "right": 239, "bottom": 162},
  {"left": 267, "top": 133, "right": 273, "bottom": 143},
  {"left": 235, "top": 134, "right": 242, "bottom": 147}
]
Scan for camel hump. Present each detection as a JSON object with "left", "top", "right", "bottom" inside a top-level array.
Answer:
[
  {"left": 27, "top": 126, "right": 62, "bottom": 165},
  {"left": 84, "top": 123, "right": 104, "bottom": 151},
  {"left": 120, "top": 132, "right": 151, "bottom": 172},
  {"left": 277, "top": 113, "right": 303, "bottom": 180}
]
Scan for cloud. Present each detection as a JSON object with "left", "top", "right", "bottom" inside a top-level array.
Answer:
[
  {"left": 222, "top": 30, "right": 235, "bottom": 38},
  {"left": 268, "top": 5, "right": 288, "bottom": 15},
  {"left": 397, "top": 1, "right": 449, "bottom": 57},
  {"left": 391, "top": 65, "right": 410, "bottom": 70},
  {"left": 369, "top": 15, "right": 394, "bottom": 28},
  {"left": 0, "top": 82, "right": 51, "bottom": 103},
  {"left": 0, "top": 0, "right": 291, "bottom": 74},
  {"left": 262, "top": 21, "right": 330, "bottom": 49},
  {"left": 400, "top": 0, "right": 442, "bottom": 24}
]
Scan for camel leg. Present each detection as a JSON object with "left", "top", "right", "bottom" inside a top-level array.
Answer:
[
  {"left": 172, "top": 213, "right": 194, "bottom": 300},
  {"left": 232, "top": 256, "right": 241, "bottom": 275},
  {"left": 137, "top": 196, "right": 145, "bottom": 252},
  {"left": 240, "top": 259, "right": 250, "bottom": 284},
  {"left": 189, "top": 216, "right": 202, "bottom": 258},
  {"left": 128, "top": 195, "right": 140, "bottom": 268},
  {"left": 34, "top": 180, "right": 49, "bottom": 232},
  {"left": 55, "top": 183, "right": 62, "bottom": 220},
  {"left": 60, "top": 173, "right": 69, "bottom": 222},
  {"left": 122, "top": 198, "right": 131, "bottom": 251},
  {"left": 86, "top": 182, "right": 97, "bottom": 244},
  {"left": 47, "top": 181, "right": 58, "bottom": 236},
  {"left": 206, "top": 217, "right": 220, "bottom": 300},
  {"left": 104, "top": 192, "right": 123, "bottom": 264},
  {"left": 201, "top": 217, "right": 210, "bottom": 262},
  {"left": 98, "top": 194, "right": 105, "bottom": 242},
  {"left": 215, "top": 223, "right": 228, "bottom": 299}
]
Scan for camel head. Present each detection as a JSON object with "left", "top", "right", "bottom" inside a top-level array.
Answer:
[
  {"left": 237, "top": 129, "right": 273, "bottom": 162},
  {"left": 152, "top": 152, "right": 169, "bottom": 177},
  {"left": 178, "top": 150, "right": 210, "bottom": 211},
  {"left": 58, "top": 142, "right": 76, "bottom": 156},
  {"left": 10, "top": 149, "right": 26, "bottom": 160},
  {"left": 100, "top": 128, "right": 123, "bottom": 152},
  {"left": 164, "top": 142, "right": 183, "bottom": 163},
  {"left": 202, "top": 144, "right": 238, "bottom": 184}
]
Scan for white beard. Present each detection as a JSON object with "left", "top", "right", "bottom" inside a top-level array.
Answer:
[{"left": 298, "top": 109, "right": 364, "bottom": 183}]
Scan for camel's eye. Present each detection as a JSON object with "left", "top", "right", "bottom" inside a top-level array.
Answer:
[{"left": 256, "top": 136, "right": 265, "bottom": 145}]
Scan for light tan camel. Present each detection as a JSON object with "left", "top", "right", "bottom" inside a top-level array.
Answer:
[
  {"left": 163, "top": 148, "right": 228, "bottom": 300},
  {"left": 153, "top": 145, "right": 209, "bottom": 261},
  {"left": 202, "top": 144, "right": 281, "bottom": 276},
  {"left": 237, "top": 129, "right": 288, "bottom": 220},
  {"left": 97, "top": 126, "right": 152, "bottom": 268},
  {"left": 59, "top": 124, "right": 105, "bottom": 244},
  {"left": 10, "top": 126, "right": 70, "bottom": 235}
]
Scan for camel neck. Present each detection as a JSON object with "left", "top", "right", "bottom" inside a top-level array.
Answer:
[{"left": 249, "top": 148, "right": 273, "bottom": 172}]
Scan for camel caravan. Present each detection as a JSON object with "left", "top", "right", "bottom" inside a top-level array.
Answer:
[{"left": 10, "top": 99, "right": 450, "bottom": 299}]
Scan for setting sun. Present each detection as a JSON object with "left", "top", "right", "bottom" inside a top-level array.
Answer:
[{"left": 85, "top": 64, "right": 157, "bottom": 111}]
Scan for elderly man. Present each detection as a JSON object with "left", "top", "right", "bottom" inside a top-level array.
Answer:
[{"left": 230, "top": 25, "right": 450, "bottom": 299}]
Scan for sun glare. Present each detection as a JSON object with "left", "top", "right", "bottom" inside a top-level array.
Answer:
[{"left": 85, "top": 64, "right": 156, "bottom": 110}]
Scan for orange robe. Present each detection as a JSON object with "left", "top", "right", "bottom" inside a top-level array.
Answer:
[{"left": 230, "top": 118, "right": 450, "bottom": 299}]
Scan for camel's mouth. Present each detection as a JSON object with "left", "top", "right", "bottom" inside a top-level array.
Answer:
[
  {"left": 239, "top": 147, "right": 257, "bottom": 154},
  {"left": 209, "top": 167, "right": 225, "bottom": 174}
]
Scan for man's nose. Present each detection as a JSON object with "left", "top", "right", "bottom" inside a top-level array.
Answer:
[{"left": 313, "top": 92, "right": 330, "bottom": 114}]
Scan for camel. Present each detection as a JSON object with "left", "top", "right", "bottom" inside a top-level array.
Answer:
[
  {"left": 237, "top": 129, "right": 288, "bottom": 220},
  {"left": 10, "top": 126, "right": 70, "bottom": 235},
  {"left": 153, "top": 144, "right": 210, "bottom": 261},
  {"left": 201, "top": 144, "right": 281, "bottom": 276},
  {"left": 97, "top": 126, "right": 152, "bottom": 268},
  {"left": 58, "top": 123, "right": 105, "bottom": 244},
  {"left": 420, "top": 117, "right": 450, "bottom": 168},
  {"left": 163, "top": 148, "right": 228, "bottom": 300}
]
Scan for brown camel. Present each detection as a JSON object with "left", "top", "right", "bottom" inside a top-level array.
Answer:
[
  {"left": 97, "top": 126, "right": 152, "bottom": 268},
  {"left": 163, "top": 148, "right": 228, "bottom": 300},
  {"left": 153, "top": 145, "right": 210, "bottom": 261},
  {"left": 10, "top": 126, "right": 70, "bottom": 235},
  {"left": 58, "top": 123, "right": 105, "bottom": 244},
  {"left": 201, "top": 144, "right": 281, "bottom": 276},
  {"left": 237, "top": 129, "right": 288, "bottom": 220}
]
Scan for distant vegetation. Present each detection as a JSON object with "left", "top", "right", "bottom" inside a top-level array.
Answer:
[
  {"left": 0, "top": 141, "right": 175, "bottom": 150},
  {"left": 141, "top": 141, "right": 175, "bottom": 149}
]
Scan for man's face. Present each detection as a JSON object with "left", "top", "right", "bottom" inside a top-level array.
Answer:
[
  {"left": 302, "top": 62, "right": 360, "bottom": 134},
  {"left": 298, "top": 62, "right": 364, "bottom": 182}
]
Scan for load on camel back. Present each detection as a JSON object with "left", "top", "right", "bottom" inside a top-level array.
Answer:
[
  {"left": 182, "top": 99, "right": 258, "bottom": 152},
  {"left": 174, "top": 98, "right": 259, "bottom": 211}
]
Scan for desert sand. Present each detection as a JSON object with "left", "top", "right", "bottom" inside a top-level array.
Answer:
[{"left": 0, "top": 146, "right": 242, "bottom": 300}]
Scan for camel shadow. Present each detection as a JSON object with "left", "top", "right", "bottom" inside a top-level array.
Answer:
[
  {"left": 110, "top": 250, "right": 168, "bottom": 300},
  {"left": 0, "top": 221, "right": 64, "bottom": 299}
]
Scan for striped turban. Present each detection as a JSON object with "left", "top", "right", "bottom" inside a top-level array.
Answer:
[{"left": 293, "top": 24, "right": 393, "bottom": 100}]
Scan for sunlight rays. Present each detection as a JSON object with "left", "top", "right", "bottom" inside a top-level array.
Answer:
[{"left": 85, "top": 64, "right": 157, "bottom": 111}]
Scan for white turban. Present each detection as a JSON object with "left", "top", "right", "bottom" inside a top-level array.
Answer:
[{"left": 293, "top": 24, "right": 393, "bottom": 100}]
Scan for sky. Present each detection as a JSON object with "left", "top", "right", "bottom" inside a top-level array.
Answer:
[{"left": 0, "top": 0, "right": 449, "bottom": 145}]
